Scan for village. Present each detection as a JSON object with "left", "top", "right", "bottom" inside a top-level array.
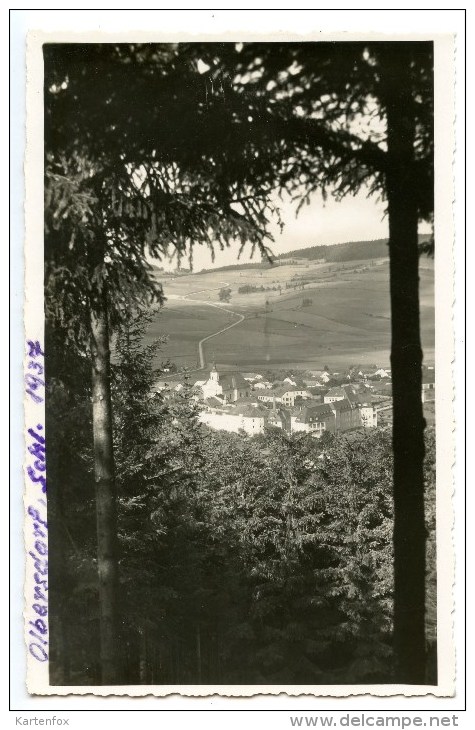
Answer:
[{"left": 155, "top": 365, "right": 436, "bottom": 438}]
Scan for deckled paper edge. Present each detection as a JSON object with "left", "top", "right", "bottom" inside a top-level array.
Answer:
[{"left": 24, "top": 29, "right": 48, "bottom": 693}]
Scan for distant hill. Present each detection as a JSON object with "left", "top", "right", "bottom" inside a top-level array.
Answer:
[
  {"left": 276, "top": 235, "right": 431, "bottom": 263},
  {"left": 193, "top": 235, "right": 432, "bottom": 274},
  {"left": 198, "top": 261, "right": 274, "bottom": 274}
]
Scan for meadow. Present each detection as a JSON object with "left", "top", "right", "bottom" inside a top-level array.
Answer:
[{"left": 145, "top": 255, "right": 435, "bottom": 372}]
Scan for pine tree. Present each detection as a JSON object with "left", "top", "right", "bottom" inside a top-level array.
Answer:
[
  {"left": 202, "top": 41, "right": 434, "bottom": 682},
  {"left": 44, "top": 43, "right": 283, "bottom": 682}
]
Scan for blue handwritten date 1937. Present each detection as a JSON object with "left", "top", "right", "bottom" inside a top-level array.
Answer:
[
  {"left": 25, "top": 340, "right": 45, "bottom": 404},
  {"left": 27, "top": 499, "right": 49, "bottom": 662}
]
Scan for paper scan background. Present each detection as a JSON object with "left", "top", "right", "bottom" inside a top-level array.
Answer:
[{"left": 9, "top": 5, "right": 468, "bottom": 722}]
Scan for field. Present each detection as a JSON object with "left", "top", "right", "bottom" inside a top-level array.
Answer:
[{"left": 144, "top": 256, "right": 435, "bottom": 372}]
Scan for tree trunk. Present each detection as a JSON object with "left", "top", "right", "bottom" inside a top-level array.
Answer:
[
  {"left": 90, "top": 291, "right": 120, "bottom": 684},
  {"left": 196, "top": 623, "right": 202, "bottom": 683},
  {"left": 382, "top": 45, "right": 427, "bottom": 683},
  {"left": 139, "top": 628, "right": 147, "bottom": 684},
  {"left": 45, "top": 358, "right": 72, "bottom": 685}
]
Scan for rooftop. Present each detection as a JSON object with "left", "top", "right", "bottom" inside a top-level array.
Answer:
[
  {"left": 330, "top": 400, "right": 354, "bottom": 412},
  {"left": 325, "top": 386, "right": 346, "bottom": 397},
  {"left": 234, "top": 406, "right": 268, "bottom": 419},
  {"left": 272, "top": 385, "right": 309, "bottom": 397},
  {"left": 295, "top": 404, "right": 334, "bottom": 423},
  {"left": 216, "top": 372, "right": 250, "bottom": 390}
]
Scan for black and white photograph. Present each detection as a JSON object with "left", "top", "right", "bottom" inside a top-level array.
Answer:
[{"left": 21, "top": 23, "right": 458, "bottom": 700}]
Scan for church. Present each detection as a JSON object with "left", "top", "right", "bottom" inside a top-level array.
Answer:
[{"left": 201, "top": 365, "right": 251, "bottom": 403}]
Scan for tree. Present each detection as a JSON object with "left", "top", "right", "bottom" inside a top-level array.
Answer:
[
  {"left": 45, "top": 308, "right": 210, "bottom": 684},
  {"left": 44, "top": 43, "right": 284, "bottom": 682},
  {"left": 218, "top": 287, "right": 232, "bottom": 303},
  {"left": 201, "top": 41, "right": 433, "bottom": 682}
]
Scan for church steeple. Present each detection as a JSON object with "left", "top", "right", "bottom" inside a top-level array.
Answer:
[{"left": 210, "top": 363, "right": 219, "bottom": 383}]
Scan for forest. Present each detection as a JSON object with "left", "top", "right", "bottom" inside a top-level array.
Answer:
[
  {"left": 276, "top": 234, "right": 432, "bottom": 265},
  {"left": 44, "top": 41, "right": 434, "bottom": 685},
  {"left": 47, "top": 314, "right": 436, "bottom": 685}
]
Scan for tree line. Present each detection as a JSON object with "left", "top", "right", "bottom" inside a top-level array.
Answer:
[{"left": 238, "top": 284, "right": 282, "bottom": 294}]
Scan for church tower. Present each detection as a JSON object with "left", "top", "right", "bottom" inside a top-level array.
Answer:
[{"left": 210, "top": 363, "right": 219, "bottom": 384}]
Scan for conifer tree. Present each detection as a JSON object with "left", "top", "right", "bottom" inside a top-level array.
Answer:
[
  {"left": 44, "top": 43, "right": 281, "bottom": 682},
  {"left": 199, "top": 40, "right": 434, "bottom": 682}
]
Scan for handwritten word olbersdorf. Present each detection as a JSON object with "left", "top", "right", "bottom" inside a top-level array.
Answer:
[
  {"left": 25, "top": 339, "right": 49, "bottom": 663},
  {"left": 27, "top": 499, "right": 48, "bottom": 662}
]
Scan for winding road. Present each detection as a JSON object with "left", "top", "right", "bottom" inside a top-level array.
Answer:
[{"left": 167, "top": 282, "right": 245, "bottom": 370}]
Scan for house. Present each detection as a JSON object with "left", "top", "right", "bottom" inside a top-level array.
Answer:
[
  {"left": 344, "top": 387, "right": 360, "bottom": 407},
  {"left": 291, "top": 404, "right": 335, "bottom": 437},
  {"left": 302, "top": 378, "right": 323, "bottom": 388},
  {"left": 154, "top": 380, "right": 185, "bottom": 394},
  {"left": 373, "top": 381, "right": 392, "bottom": 396},
  {"left": 257, "top": 392, "right": 279, "bottom": 404},
  {"left": 267, "top": 409, "right": 285, "bottom": 430},
  {"left": 242, "top": 372, "right": 263, "bottom": 382},
  {"left": 258, "top": 386, "right": 313, "bottom": 408},
  {"left": 200, "top": 366, "right": 251, "bottom": 403},
  {"left": 329, "top": 399, "right": 361, "bottom": 432},
  {"left": 329, "top": 386, "right": 378, "bottom": 428},
  {"left": 305, "top": 370, "right": 324, "bottom": 378},
  {"left": 422, "top": 370, "right": 435, "bottom": 403},
  {"left": 422, "top": 370, "right": 435, "bottom": 389},
  {"left": 324, "top": 386, "right": 346, "bottom": 403},
  {"left": 234, "top": 394, "right": 261, "bottom": 408},
  {"left": 306, "top": 388, "right": 323, "bottom": 403},
  {"left": 359, "top": 402, "right": 378, "bottom": 428},
  {"left": 282, "top": 376, "right": 307, "bottom": 388},
  {"left": 279, "top": 386, "right": 313, "bottom": 406},
  {"left": 252, "top": 380, "right": 272, "bottom": 390},
  {"left": 203, "top": 395, "right": 226, "bottom": 408},
  {"left": 280, "top": 395, "right": 371, "bottom": 436}
]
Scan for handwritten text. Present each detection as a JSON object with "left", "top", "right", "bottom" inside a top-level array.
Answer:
[{"left": 27, "top": 498, "right": 49, "bottom": 662}]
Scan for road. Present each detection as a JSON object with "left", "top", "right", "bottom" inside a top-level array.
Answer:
[{"left": 167, "top": 282, "right": 245, "bottom": 370}]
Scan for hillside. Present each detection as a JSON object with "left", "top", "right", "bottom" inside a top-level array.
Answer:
[
  {"left": 145, "top": 255, "right": 434, "bottom": 372},
  {"left": 276, "top": 234, "right": 432, "bottom": 264}
]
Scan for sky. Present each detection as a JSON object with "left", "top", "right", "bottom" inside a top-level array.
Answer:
[{"left": 158, "top": 189, "right": 430, "bottom": 272}]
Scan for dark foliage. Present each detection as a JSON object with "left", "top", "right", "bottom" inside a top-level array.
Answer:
[{"left": 48, "top": 323, "right": 436, "bottom": 685}]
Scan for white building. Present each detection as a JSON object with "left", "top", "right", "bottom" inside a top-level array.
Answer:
[
  {"left": 258, "top": 386, "right": 313, "bottom": 407},
  {"left": 252, "top": 380, "right": 273, "bottom": 390},
  {"left": 199, "top": 405, "right": 267, "bottom": 436},
  {"left": 359, "top": 404, "right": 378, "bottom": 428},
  {"left": 290, "top": 404, "right": 335, "bottom": 436},
  {"left": 323, "top": 387, "right": 346, "bottom": 404}
]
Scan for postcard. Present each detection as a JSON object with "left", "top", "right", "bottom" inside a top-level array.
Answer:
[{"left": 24, "top": 29, "right": 456, "bottom": 697}]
